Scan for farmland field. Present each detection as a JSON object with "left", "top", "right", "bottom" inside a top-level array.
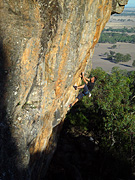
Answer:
[{"left": 92, "top": 8, "right": 135, "bottom": 73}]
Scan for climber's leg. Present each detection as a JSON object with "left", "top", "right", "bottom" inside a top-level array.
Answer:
[{"left": 69, "top": 92, "right": 84, "bottom": 108}]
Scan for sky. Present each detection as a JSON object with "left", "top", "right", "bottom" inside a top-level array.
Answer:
[{"left": 125, "top": 0, "right": 135, "bottom": 8}]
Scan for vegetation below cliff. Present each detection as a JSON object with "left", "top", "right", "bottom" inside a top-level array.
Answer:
[
  {"left": 46, "top": 67, "right": 135, "bottom": 180},
  {"left": 45, "top": 120, "right": 132, "bottom": 180}
]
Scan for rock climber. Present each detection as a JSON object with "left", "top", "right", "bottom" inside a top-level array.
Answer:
[{"left": 69, "top": 72, "right": 97, "bottom": 107}]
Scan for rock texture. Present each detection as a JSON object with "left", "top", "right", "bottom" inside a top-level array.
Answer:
[
  {"left": 0, "top": 0, "right": 128, "bottom": 179},
  {"left": 112, "top": 0, "right": 129, "bottom": 14}
]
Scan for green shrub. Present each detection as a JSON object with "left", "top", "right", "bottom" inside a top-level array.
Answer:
[{"left": 67, "top": 67, "right": 135, "bottom": 167}]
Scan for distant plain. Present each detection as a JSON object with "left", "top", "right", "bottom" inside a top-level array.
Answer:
[{"left": 92, "top": 8, "right": 135, "bottom": 73}]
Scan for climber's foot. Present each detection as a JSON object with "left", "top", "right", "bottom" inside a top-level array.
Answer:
[{"left": 73, "top": 85, "right": 77, "bottom": 90}]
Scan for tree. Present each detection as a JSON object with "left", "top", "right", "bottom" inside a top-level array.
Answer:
[
  {"left": 104, "top": 51, "right": 131, "bottom": 63},
  {"left": 115, "top": 53, "right": 124, "bottom": 63},
  {"left": 132, "top": 60, "right": 135, "bottom": 67},
  {"left": 110, "top": 50, "right": 115, "bottom": 56},
  {"left": 67, "top": 67, "right": 135, "bottom": 169},
  {"left": 110, "top": 45, "right": 117, "bottom": 49},
  {"left": 107, "top": 54, "right": 113, "bottom": 60},
  {"left": 104, "top": 52, "right": 108, "bottom": 55},
  {"left": 123, "top": 54, "right": 131, "bottom": 62},
  {"left": 99, "top": 31, "right": 135, "bottom": 43}
]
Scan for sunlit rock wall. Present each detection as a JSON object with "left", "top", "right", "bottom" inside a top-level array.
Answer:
[{"left": 0, "top": 0, "right": 128, "bottom": 179}]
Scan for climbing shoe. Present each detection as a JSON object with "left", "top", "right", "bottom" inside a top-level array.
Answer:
[
  {"left": 69, "top": 104, "right": 72, "bottom": 108},
  {"left": 89, "top": 92, "right": 91, "bottom": 97},
  {"left": 73, "top": 85, "right": 77, "bottom": 90}
]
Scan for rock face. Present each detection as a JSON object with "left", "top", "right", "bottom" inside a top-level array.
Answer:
[{"left": 0, "top": 0, "right": 128, "bottom": 179}]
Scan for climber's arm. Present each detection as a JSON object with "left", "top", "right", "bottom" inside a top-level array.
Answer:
[
  {"left": 77, "top": 84, "right": 85, "bottom": 89},
  {"left": 82, "top": 72, "right": 90, "bottom": 84}
]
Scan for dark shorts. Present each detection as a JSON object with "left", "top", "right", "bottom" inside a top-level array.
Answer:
[
  {"left": 77, "top": 92, "right": 85, "bottom": 100},
  {"left": 77, "top": 84, "right": 90, "bottom": 100}
]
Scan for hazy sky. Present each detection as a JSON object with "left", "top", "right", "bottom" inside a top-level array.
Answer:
[{"left": 126, "top": 0, "right": 135, "bottom": 7}]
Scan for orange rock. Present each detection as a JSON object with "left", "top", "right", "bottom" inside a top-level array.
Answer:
[{"left": 0, "top": 0, "right": 128, "bottom": 179}]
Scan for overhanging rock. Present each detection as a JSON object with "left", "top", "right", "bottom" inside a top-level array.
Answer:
[{"left": 0, "top": 0, "right": 128, "bottom": 179}]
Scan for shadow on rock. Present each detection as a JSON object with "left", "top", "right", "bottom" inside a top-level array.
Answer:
[{"left": 45, "top": 117, "right": 133, "bottom": 180}]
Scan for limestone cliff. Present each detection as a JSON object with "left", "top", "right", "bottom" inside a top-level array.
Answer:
[{"left": 0, "top": 0, "right": 128, "bottom": 179}]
